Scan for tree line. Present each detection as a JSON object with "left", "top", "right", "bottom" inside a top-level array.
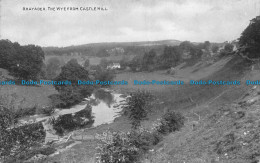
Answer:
[
  {"left": 122, "top": 41, "right": 213, "bottom": 72},
  {"left": 0, "top": 40, "right": 45, "bottom": 80},
  {"left": 0, "top": 40, "right": 115, "bottom": 108}
]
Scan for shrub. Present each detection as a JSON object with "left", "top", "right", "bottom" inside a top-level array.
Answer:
[
  {"left": 46, "top": 57, "right": 61, "bottom": 79},
  {"left": 96, "top": 110, "right": 185, "bottom": 163},
  {"left": 0, "top": 106, "right": 13, "bottom": 130},
  {"left": 129, "top": 128, "right": 162, "bottom": 152},
  {"left": 48, "top": 94, "right": 66, "bottom": 108},
  {"left": 36, "top": 106, "right": 55, "bottom": 116},
  {"left": 14, "top": 105, "right": 37, "bottom": 119},
  {"left": 123, "top": 90, "right": 154, "bottom": 129},
  {"left": 155, "top": 111, "right": 185, "bottom": 135},
  {"left": 96, "top": 131, "right": 140, "bottom": 163},
  {"left": 239, "top": 16, "right": 260, "bottom": 57},
  {"left": 96, "top": 128, "right": 163, "bottom": 163},
  {"left": 94, "top": 70, "right": 115, "bottom": 84},
  {"left": 50, "top": 105, "right": 94, "bottom": 135},
  {"left": 0, "top": 122, "right": 46, "bottom": 160},
  {"left": 13, "top": 146, "right": 56, "bottom": 162}
]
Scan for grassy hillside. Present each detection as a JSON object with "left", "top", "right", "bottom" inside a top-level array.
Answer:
[
  {"left": 2, "top": 52, "right": 258, "bottom": 163},
  {"left": 43, "top": 40, "right": 181, "bottom": 57},
  {"left": 43, "top": 54, "right": 259, "bottom": 163},
  {"left": 140, "top": 56, "right": 260, "bottom": 163},
  {"left": 0, "top": 68, "right": 57, "bottom": 110}
]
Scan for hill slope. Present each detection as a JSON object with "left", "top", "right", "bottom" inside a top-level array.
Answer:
[
  {"left": 42, "top": 40, "right": 182, "bottom": 57},
  {"left": 142, "top": 55, "right": 260, "bottom": 163}
]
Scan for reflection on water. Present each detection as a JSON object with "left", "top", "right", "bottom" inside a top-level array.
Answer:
[
  {"left": 18, "top": 89, "right": 128, "bottom": 142},
  {"left": 49, "top": 105, "right": 94, "bottom": 136},
  {"left": 91, "top": 89, "right": 127, "bottom": 126},
  {"left": 93, "top": 89, "right": 114, "bottom": 107}
]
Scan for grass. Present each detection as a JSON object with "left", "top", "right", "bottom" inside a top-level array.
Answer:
[
  {"left": 0, "top": 83, "right": 57, "bottom": 110},
  {"left": 44, "top": 56, "right": 248, "bottom": 163},
  {"left": 45, "top": 54, "right": 135, "bottom": 66},
  {"left": 112, "top": 70, "right": 185, "bottom": 93},
  {"left": 44, "top": 140, "right": 97, "bottom": 163},
  {"left": 2, "top": 55, "right": 258, "bottom": 163},
  {"left": 1, "top": 68, "right": 57, "bottom": 110},
  {"left": 146, "top": 88, "right": 260, "bottom": 163},
  {"left": 137, "top": 56, "right": 260, "bottom": 163}
]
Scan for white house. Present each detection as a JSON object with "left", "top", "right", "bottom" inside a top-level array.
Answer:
[{"left": 107, "top": 63, "right": 121, "bottom": 69}]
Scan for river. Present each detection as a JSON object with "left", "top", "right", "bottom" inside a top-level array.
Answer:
[{"left": 18, "top": 89, "right": 128, "bottom": 143}]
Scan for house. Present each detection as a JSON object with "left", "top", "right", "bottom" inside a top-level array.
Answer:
[{"left": 107, "top": 63, "right": 121, "bottom": 69}]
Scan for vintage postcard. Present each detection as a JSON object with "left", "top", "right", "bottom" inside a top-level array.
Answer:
[{"left": 0, "top": 0, "right": 260, "bottom": 162}]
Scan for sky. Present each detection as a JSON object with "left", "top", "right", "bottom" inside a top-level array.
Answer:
[{"left": 1, "top": 0, "right": 260, "bottom": 47}]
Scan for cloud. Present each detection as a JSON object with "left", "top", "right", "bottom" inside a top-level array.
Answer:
[{"left": 1, "top": 0, "right": 260, "bottom": 46}]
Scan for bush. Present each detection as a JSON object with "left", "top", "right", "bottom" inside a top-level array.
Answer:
[
  {"left": 48, "top": 94, "right": 66, "bottom": 108},
  {"left": 46, "top": 57, "right": 61, "bottom": 80},
  {"left": 123, "top": 90, "right": 154, "bottom": 129},
  {"left": 14, "top": 106, "right": 37, "bottom": 119},
  {"left": 94, "top": 70, "right": 115, "bottom": 83},
  {"left": 96, "top": 131, "right": 140, "bottom": 163},
  {"left": 0, "top": 122, "right": 46, "bottom": 160},
  {"left": 13, "top": 146, "right": 56, "bottom": 162},
  {"left": 50, "top": 105, "right": 94, "bottom": 135},
  {"left": 36, "top": 106, "right": 55, "bottom": 116},
  {"left": 155, "top": 111, "right": 185, "bottom": 135},
  {"left": 239, "top": 16, "right": 260, "bottom": 57},
  {"left": 96, "top": 110, "right": 185, "bottom": 163},
  {"left": 129, "top": 128, "right": 162, "bottom": 152},
  {"left": 96, "top": 128, "right": 163, "bottom": 163}
]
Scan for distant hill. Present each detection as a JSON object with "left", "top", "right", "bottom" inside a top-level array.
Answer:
[{"left": 42, "top": 40, "right": 182, "bottom": 57}]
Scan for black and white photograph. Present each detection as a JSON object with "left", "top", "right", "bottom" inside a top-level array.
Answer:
[{"left": 1, "top": 0, "right": 260, "bottom": 162}]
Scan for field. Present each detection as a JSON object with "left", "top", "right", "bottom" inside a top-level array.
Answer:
[
  {"left": 0, "top": 68, "right": 57, "bottom": 109},
  {"left": 44, "top": 54, "right": 135, "bottom": 66},
  {"left": 112, "top": 56, "right": 233, "bottom": 92},
  {"left": 0, "top": 84, "right": 57, "bottom": 109},
  {"left": 2, "top": 54, "right": 260, "bottom": 163},
  {"left": 44, "top": 55, "right": 257, "bottom": 163}
]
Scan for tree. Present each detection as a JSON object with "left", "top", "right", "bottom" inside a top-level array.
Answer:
[
  {"left": 0, "top": 105, "right": 45, "bottom": 161},
  {"left": 129, "top": 55, "right": 143, "bottom": 71},
  {"left": 239, "top": 16, "right": 260, "bottom": 58},
  {"left": 95, "top": 70, "right": 115, "bottom": 84},
  {"left": 0, "top": 40, "right": 16, "bottom": 69},
  {"left": 37, "top": 62, "right": 47, "bottom": 80},
  {"left": 84, "top": 59, "right": 90, "bottom": 69},
  {"left": 212, "top": 45, "right": 219, "bottom": 53},
  {"left": 96, "top": 49, "right": 109, "bottom": 57},
  {"left": 99, "top": 58, "right": 109, "bottom": 69},
  {"left": 204, "top": 41, "right": 211, "bottom": 51},
  {"left": 179, "top": 41, "right": 194, "bottom": 51},
  {"left": 123, "top": 91, "right": 154, "bottom": 129},
  {"left": 119, "top": 56, "right": 129, "bottom": 70},
  {"left": 142, "top": 50, "right": 156, "bottom": 71},
  {"left": 179, "top": 41, "right": 202, "bottom": 59},
  {"left": 159, "top": 46, "right": 181, "bottom": 69},
  {"left": 224, "top": 43, "right": 234, "bottom": 53},
  {"left": 46, "top": 57, "right": 61, "bottom": 79},
  {"left": 7, "top": 43, "right": 45, "bottom": 80},
  {"left": 53, "top": 59, "right": 94, "bottom": 107}
]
